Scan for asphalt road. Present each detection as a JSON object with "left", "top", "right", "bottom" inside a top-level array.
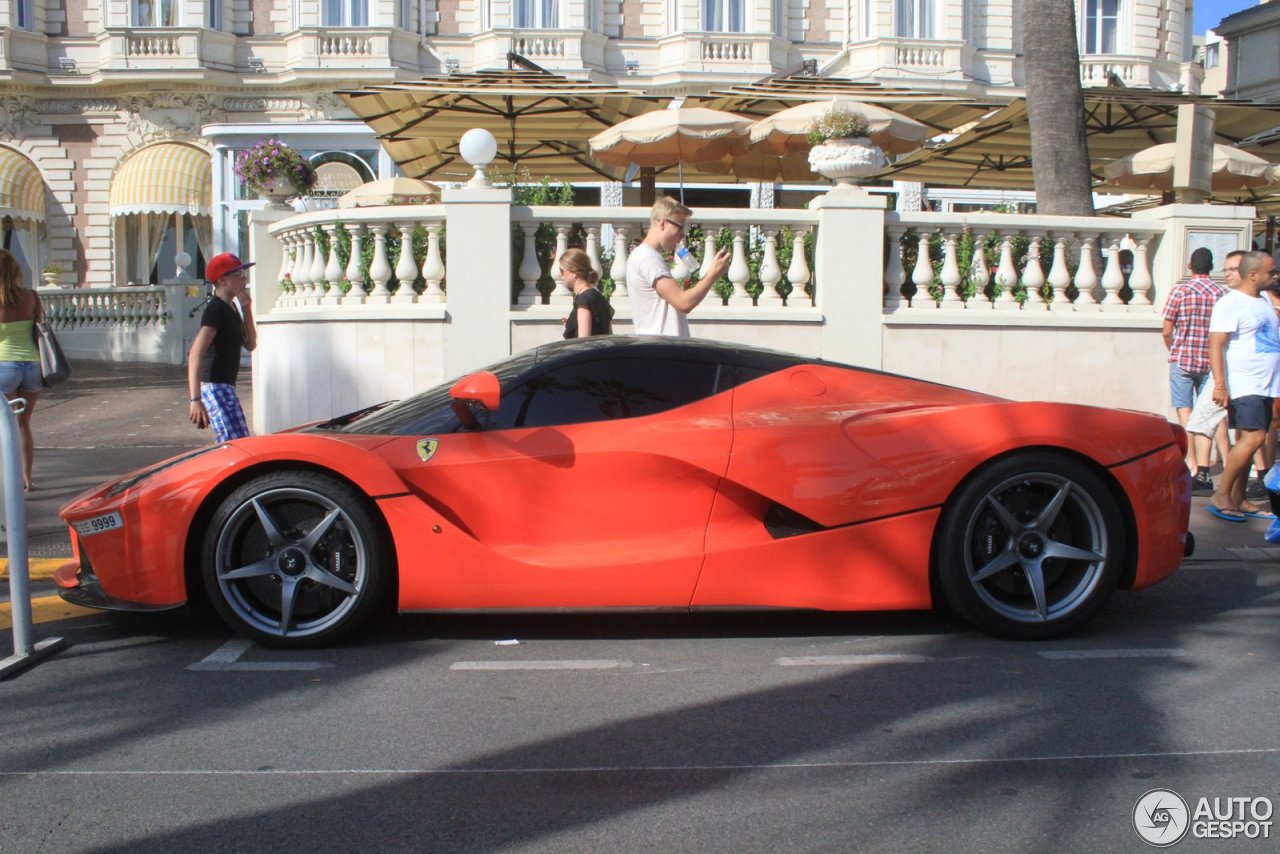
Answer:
[{"left": 2, "top": 361, "right": 1279, "bottom": 852}]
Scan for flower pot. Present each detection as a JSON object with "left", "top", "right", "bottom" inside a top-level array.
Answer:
[
  {"left": 807, "top": 137, "right": 887, "bottom": 188},
  {"left": 255, "top": 177, "right": 298, "bottom": 208},
  {"left": 41, "top": 272, "right": 62, "bottom": 288}
]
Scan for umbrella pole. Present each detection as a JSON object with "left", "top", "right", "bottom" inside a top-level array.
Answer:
[
  {"left": 679, "top": 161, "right": 685, "bottom": 204},
  {"left": 641, "top": 167, "right": 656, "bottom": 207}
]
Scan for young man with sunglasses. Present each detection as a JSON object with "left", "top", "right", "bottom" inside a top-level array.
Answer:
[{"left": 626, "top": 196, "right": 730, "bottom": 336}]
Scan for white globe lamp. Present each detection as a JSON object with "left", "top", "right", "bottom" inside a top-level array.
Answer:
[
  {"left": 459, "top": 128, "right": 498, "bottom": 187},
  {"left": 174, "top": 251, "right": 192, "bottom": 279}
]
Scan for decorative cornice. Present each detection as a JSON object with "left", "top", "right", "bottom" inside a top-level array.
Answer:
[
  {"left": 223, "top": 97, "right": 306, "bottom": 113},
  {"left": 125, "top": 93, "right": 226, "bottom": 143},
  {"left": 35, "top": 99, "right": 120, "bottom": 114}
]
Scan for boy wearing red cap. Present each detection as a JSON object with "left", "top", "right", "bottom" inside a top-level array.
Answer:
[{"left": 188, "top": 252, "right": 257, "bottom": 441}]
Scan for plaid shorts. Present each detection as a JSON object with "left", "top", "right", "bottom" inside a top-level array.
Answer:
[{"left": 200, "top": 382, "right": 249, "bottom": 443}]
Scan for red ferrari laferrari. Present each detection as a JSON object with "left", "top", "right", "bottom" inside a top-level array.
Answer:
[{"left": 57, "top": 336, "right": 1192, "bottom": 647}]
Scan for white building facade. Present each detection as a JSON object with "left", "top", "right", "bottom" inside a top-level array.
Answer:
[{"left": 0, "top": 0, "right": 1202, "bottom": 290}]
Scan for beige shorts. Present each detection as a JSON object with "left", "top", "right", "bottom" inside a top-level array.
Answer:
[{"left": 1186, "top": 388, "right": 1227, "bottom": 436}]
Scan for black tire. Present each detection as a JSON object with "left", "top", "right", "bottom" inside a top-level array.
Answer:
[
  {"left": 935, "top": 453, "right": 1126, "bottom": 640},
  {"left": 201, "top": 471, "right": 390, "bottom": 648}
]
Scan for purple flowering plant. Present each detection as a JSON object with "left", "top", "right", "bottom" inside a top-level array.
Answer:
[{"left": 234, "top": 138, "right": 318, "bottom": 194}]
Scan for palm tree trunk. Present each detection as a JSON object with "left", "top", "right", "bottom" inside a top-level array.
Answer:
[{"left": 1022, "top": 0, "right": 1095, "bottom": 216}]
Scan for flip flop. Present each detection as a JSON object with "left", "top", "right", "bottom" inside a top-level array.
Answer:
[
  {"left": 1245, "top": 509, "right": 1276, "bottom": 520},
  {"left": 1207, "top": 505, "right": 1247, "bottom": 522}
]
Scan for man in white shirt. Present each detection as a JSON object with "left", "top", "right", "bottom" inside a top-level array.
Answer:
[
  {"left": 625, "top": 196, "right": 730, "bottom": 336},
  {"left": 1207, "top": 250, "right": 1280, "bottom": 520}
]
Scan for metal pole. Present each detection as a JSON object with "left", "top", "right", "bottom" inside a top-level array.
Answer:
[{"left": 1, "top": 397, "right": 65, "bottom": 680}]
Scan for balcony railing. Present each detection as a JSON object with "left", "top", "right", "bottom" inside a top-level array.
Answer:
[{"left": 97, "top": 28, "right": 236, "bottom": 72}]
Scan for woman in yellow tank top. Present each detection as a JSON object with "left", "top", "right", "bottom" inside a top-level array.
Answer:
[{"left": 0, "top": 248, "right": 44, "bottom": 491}]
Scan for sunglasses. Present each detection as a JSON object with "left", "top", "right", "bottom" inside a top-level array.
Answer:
[{"left": 663, "top": 218, "right": 686, "bottom": 234}]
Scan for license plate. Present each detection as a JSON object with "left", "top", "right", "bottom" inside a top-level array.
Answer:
[{"left": 74, "top": 512, "right": 123, "bottom": 537}]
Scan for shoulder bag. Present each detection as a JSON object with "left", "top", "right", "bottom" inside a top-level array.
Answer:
[{"left": 31, "top": 295, "right": 71, "bottom": 386}]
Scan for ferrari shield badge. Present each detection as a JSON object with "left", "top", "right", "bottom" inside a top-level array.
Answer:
[{"left": 416, "top": 438, "right": 440, "bottom": 462}]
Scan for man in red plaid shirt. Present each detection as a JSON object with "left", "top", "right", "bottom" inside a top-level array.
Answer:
[{"left": 1162, "top": 246, "right": 1227, "bottom": 492}]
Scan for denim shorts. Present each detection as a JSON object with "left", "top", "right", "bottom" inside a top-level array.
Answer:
[
  {"left": 1169, "top": 364, "right": 1209, "bottom": 410},
  {"left": 0, "top": 360, "right": 42, "bottom": 395}
]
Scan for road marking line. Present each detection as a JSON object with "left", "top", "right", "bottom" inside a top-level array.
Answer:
[
  {"left": 187, "top": 638, "right": 331, "bottom": 672},
  {"left": 449, "top": 659, "right": 632, "bottom": 671},
  {"left": 1037, "top": 648, "right": 1189, "bottom": 660},
  {"left": 5, "top": 747, "right": 1280, "bottom": 777},
  {"left": 776, "top": 654, "right": 933, "bottom": 666}
]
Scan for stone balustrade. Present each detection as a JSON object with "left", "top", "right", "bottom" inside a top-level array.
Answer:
[
  {"left": 38, "top": 282, "right": 205, "bottom": 365},
  {"left": 883, "top": 213, "right": 1165, "bottom": 313},
  {"left": 42, "top": 285, "right": 170, "bottom": 330},
  {"left": 267, "top": 203, "right": 819, "bottom": 315}
]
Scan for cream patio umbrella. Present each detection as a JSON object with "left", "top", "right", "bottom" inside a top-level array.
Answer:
[
  {"left": 589, "top": 107, "right": 754, "bottom": 202},
  {"left": 1102, "top": 143, "right": 1279, "bottom": 192},
  {"left": 337, "top": 177, "right": 441, "bottom": 208},
  {"left": 337, "top": 69, "right": 666, "bottom": 183},
  {"left": 747, "top": 98, "right": 932, "bottom": 157},
  {"left": 876, "top": 90, "right": 1280, "bottom": 190},
  {"left": 696, "top": 149, "right": 818, "bottom": 182}
]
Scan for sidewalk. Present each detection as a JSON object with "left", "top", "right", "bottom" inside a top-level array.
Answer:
[{"left": 2, "top": 359, "right": 252, "bottom": 559}]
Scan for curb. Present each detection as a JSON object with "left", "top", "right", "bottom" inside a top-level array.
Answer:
[{"left": 0, "top": 557, "right": 70, "bottom": 582}]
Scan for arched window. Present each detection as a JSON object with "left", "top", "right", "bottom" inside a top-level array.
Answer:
[
  {"left": 132, "top": 0, "right": 177, "bottom": 26},
  {"left": 1082, "top": 0, "right": 1119, "bottom": 54},
  {"left": 704, "top": 0, "right": 744, "bottom": 33}
]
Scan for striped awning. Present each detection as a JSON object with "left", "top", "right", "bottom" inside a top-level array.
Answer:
[
  {"left": 0, "top": 146, "right": 45, "bottom": 222},
  {"left": 109, "top": 143, "right": 212, "bottom": 217}
]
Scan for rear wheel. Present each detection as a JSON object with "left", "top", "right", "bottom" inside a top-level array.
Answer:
[
  {"left": 202, "top": 471, "right": 389, "bottom": 648},
  {"left": 936, "top": 453, "right": 1126, "bottom": 639}
]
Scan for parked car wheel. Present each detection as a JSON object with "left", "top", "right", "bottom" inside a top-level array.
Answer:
[
  {"left": 202, "top": 471, "right": 389, "bottom": 648},
  {"left": 936, "top": 453, "right": 1125, "bottom": 639}
]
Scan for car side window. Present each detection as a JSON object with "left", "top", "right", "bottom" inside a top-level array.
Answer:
[{"left": 486, "top": 357, "right": 721, "bottom": 429}]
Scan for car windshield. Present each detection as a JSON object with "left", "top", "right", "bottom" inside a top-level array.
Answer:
[{"left": 325, "top": 348, "right": 544, "bottom": 436}]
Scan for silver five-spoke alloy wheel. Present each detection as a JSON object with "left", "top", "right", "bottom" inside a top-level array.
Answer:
[
  {"left": 202, "top": 471, "right": 388, "bottom": 647},
  {"left": 937, "top": 453, "right": 1125, "bottom": 639}
]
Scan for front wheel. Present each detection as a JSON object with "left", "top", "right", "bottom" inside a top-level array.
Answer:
[
  {"left": 935, "top": 453, "right": 1126, "bottom": 640},
  {"left": 202, "top": 471, "right": 390, "bottom": 648}
]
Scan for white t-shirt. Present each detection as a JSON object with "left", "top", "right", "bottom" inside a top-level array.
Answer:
[
  {"left": 626, "top": 243, "right": 689, "bottom": 337},
  {"left": 1209, "top": 289, "right": 1280, "bottom": 398}
]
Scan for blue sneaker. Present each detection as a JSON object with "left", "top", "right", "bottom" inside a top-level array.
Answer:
[
  {"left": 1266, "top": 516, "right": 1280, "bottom": 545},
  {"left": 1266, "top": 464, "right": 1280, "bottom": 493}
]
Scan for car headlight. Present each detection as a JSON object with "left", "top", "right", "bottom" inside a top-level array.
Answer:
[{"left": 107, "top": 445, "right": 229, "bottom": 498}]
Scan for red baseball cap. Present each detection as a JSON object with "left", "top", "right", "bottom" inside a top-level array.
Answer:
[{"left": 206, "top": 252, "right": 256, "bottom": 283}]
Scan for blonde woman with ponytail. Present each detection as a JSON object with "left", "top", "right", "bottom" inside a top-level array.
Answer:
[
  {"left": 0, "top": 248, "right": 44, "bottom": 490},
  {"left": 559, "top": 247, "right": 614, "bottom": 338}
]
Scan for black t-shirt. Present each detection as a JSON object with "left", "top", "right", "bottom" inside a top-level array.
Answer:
[
  {"left": 199, "top": 297, "right": 244, "bottom": 385},
  {"left": 563, "top": 288, "right": 615, "bottom": 339}
]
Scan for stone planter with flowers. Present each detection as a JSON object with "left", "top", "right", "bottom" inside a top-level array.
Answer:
[
  {"left": 806, "top": 109, "right": 887, "bottom": 189},
  {"left": 234, "top": 139, "right": 318, "bottom": 208}
]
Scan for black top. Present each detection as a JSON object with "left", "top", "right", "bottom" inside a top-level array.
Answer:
[
  {"left": 563, "top": 288, "right": 615, "bottom": 339},
  {"left": 199, "top": 297, "right": 245, "bottom": 385}
]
